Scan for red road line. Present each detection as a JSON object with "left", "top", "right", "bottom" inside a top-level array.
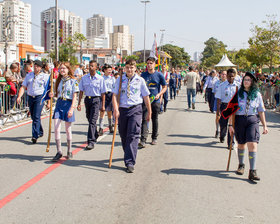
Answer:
[
  {"left": 0, "top": 115, "right": 49, "bottom": 134},
  {"left": 0, "top": 127, "right": 109, "bottom": 209}
]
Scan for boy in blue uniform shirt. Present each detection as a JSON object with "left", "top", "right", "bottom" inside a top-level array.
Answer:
[
  {"left": 77, "top": 60, "right": 106, "bottom": 150},
  {"left": 139, "top": 57, "right": 167, "bottom": 147},
  {"left": 17, "top": 60, "right": 49, "bottom": 144},
  {"left": 112, "top": 59, "right": 151, "bottom": 173},
  {"left": 169, "top": 67, "right": 178, "bottom": 100}
]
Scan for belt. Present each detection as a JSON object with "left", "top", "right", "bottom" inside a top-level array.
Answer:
[
  {"left": 28, "top": 94, "right": 42, "bottom": 98},
  {"left": 58, "top": 97, "right": 72, "bottom": 102},
  {"left": 120, "top": 104, "right": 141, "bottom": 109},
  {"left": 85, "top": 96, "right": 100, "bottom": 99}
]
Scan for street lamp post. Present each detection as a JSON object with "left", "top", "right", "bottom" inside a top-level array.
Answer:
[
  {"left": 55, "top": 0, "right": 59, "bottom": 62},
  {"left": 141, "top": 0, "right": 150, "bottom": 63}
]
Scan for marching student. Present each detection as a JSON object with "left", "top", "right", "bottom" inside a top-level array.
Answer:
[
  {"left": 17, "top": 60, "right": 49, "bottom": 144},
  {"left": 50, "top": 63, "right": 79, "bottom": 162},
  {"left": 160, "top": 63, "right": 170, "bottom": 112},
  {"left": 77, "top": 60, "right": 106, "bottom": 150},
  {"left": 112, "top": 59, "right": 151, "bottom": 173},
  {"left": 139, "top": 57, "right": 167, "bottom": 147},
  {"left": 229, "top": 72, "right": 268, "bottom": 181},
  {"left": 98, "top": 64, "right": 115, "bottom": 135}
]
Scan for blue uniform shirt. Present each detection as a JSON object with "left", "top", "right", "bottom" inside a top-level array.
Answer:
[
  {"left": 103, "top": 75, "right": 116, "bottom": 92},
  {"left": 57, "top": 78, "right": 79, "bottom": 100},
  {"left": 204, "top": 76, "right": 219, "bottom": 90},
  {"left": 22, "top": 72, "right": 49, "bottom": 96},
  {"left": 212, "top": 79, "right": 222, "bottom": 94},
  {"left": 141, "top": 71, "right": 166, "bottom": 103},
  {"left": 215, "top": 80, "right": 240, "bottom": 103},
  {"left": 236, "top": 91, "right": 265, "bottom": 115},
  {"left": 79, "top": 73, "right": 106, "bottom": 96},
  {"left": 113, "top": 74, "right": 150, "bottom": 108},
  {"left": 169, "top": 73, "right": 177, "bottom": 86}
]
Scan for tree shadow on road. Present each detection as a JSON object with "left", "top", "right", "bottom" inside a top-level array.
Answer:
[
  {"left": 166, "top": 107, "right": 187, "bottom": 112},
  {"left": 165, "top": 141, "right": 225, "bottom": 149},
  {"left": 161, "top": 168, "right": 257, "bottom": 184}
]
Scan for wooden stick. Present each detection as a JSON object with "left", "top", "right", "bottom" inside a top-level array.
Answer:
[
  {"left": 109, "top": 72, "right": 123, "bottom": 168},
  {"left": 46, "top": 70, "right": 54, "bottom": 152},
  {"left": 226, "top": 114, "right": 235, "bottom": 171}
]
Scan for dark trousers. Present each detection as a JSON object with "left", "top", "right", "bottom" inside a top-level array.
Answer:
[
  {"left": 119, "top": 105, "right": 142, "bottom": 166},
  {"left": 170, "top": 85, "right": 176, "bottom": 99},
  {"left": 28, "top": 95, "right": 44, "bottom": 139},
  {"left": 206, "top": 88, "right": 214, "bottom": 112},
  {"left": 85, "top": 96, "right": 100, "bottom": 145},
  {"left": 160, "top": 91, "right": 168, "bottom": 112},
  {"left": 219, "top": 103, "right": 235, "bottom": 146},
  {"left": 141, "top": 102, "right": 160, "bottom": 142}
]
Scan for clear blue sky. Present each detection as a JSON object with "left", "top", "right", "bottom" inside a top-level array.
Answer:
[{"left": 24, "top": 0, "right": 280, "bottom": 58}]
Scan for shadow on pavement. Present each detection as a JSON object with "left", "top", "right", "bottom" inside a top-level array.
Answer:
[
  {"left": 165, "top": 141, "right": 226, "bottom": 149},
  {"left": 0, "top": 154, "right": 53, "bottom": 162},
  {"left": 161, "top": 168, "right": 257, "bottom": 184},
  {"left": 167, "top": 108, "right": 188, "bottom": 112},
  {"left": 0, "top": 136, "right": 53, "bottom": 146},
  {"left": 45, "top": 157, "right": 125, "bottom": 172},
  {"left": 168, "top": 134, "right": 213, "bottom": 139}
]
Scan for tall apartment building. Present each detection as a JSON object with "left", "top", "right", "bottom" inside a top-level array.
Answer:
[
  {"left": 110, "top": 25, "right": 134, "bottom": 56},
  {"left": 41, "top": 7, "right": 82, "bottom": 52},
  {"left": 193, "top": 51, "right": 202, "bottom": 62},
  {"left": 0, "top": 0, "right": 31, "bottom": 44},
  {"left": 86, "top": 14, "right": 112, "bottom": 39}
]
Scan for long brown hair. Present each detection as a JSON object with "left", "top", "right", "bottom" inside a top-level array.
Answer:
[{"left": 54, "top": 62, "right": 75, "bottom": 97}]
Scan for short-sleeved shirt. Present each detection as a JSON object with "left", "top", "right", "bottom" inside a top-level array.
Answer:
[
  {"left": 213, "top": 79, "right": 223, "bottom": 94},
  {"left": 203, "top": 76, "right": 219, "bottom": 90},
  {"left": 57, "top": 78, "right": 79, "bottom": 100},
  {"left": 103, "top": 75, "right": 116, "bottom": 93},
  {"left": 112, "top": 74, "right": 150, "bottom": 108},
  {"left": 79, "top": 73, "right": 106, "bottom": 96},
  {"left": 169, "top": 73, "right": 177, "bottom": 86},
  {"left": 236, "top": 91, "right": 265, "bottom": 115},
  {"left": 22, "top": 72, "right": 49, "bottom": 96},
  {"left": 141, "top": 71, "right": 166, "bottom": 103},
  {"left": 215, "top": 80, "right": 240, "bottom": 103},
  {"left": 185, "top": 72, "right": 200, "bottom": 89},
  {"left": 235, "top": 75, "right": 242, "bottom": 85}
]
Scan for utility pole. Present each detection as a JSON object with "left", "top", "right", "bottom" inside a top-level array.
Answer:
[{"left": 2, "top": 15, "right": 17, "bottom": 70}]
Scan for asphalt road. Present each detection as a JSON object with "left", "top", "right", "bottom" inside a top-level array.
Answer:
[{"left": 0, "top": 91, "right": 279, "bottom": 224}]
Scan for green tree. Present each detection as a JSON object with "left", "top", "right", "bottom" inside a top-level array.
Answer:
[
  {"left": 249, "top": 15, "right": 280, "bottom": 73},
  {"left": 161, "top": 44, "right": 190, "bottom": 67},
  {"left": 49, "top": 32, "right": 86, "bottom": 65},
  {"left": 201, "top": 37, "right": 227, "bottom": 68},
  {"left": 124, "top": 55, "right": 139, "bottom": 61}
]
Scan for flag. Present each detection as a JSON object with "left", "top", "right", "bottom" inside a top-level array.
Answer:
[
  {"left": 149, "top": 33, "right": 158, "bottom": 60},
  {"left": 40, "top": 75, "right": 51, "bottom": 105},
  {"left": 221, "top": 87, "right": 239, "bottom": 119}
]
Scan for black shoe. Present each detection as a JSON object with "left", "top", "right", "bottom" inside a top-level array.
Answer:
[
  {"left": 215, "top": 131, "right": 219, "bottom": 138},
  {"left": 126, "top": 165, "right": 134, "bottom": 173},
  {"left": 192, "top": 103, "right": 195, "bottom": 109},
  {"left": 164, "top": 108, "right": 167, "bottom": 112},
  {"left": 220, "top": 137, "right": 225, "bottom": 143},
  {"left": 31, "top": 137, "right": 37, "bottom": 144},
  {"left": 66, "top": 152, "right": 73, "bottom": 159},
  {"left": 138, "top": 141, "right": 146, "bottom": 149},
  {"left": 249, "top": 169, "right": 260, "bottom": 181},
  {"left": 109, "top": 125, "right": 114, "bottom": 133},
  {"left": 85, "top": 144, "right": 94, "bottom": 150},
  {"left": 52, "top": 152, "right": 62, "bottom": 162},
  {"left": 236, "top": 164, "right": 245, "bottom": 175},
  {"left": 98, "top": 128, "right": 104, "bottom": 136}
]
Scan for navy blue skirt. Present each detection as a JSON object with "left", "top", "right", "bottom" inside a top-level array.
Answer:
[
  {"left": 234, "top": 115, "right": 260, "bottom": 144},
  {"left": 53, "top": 98, "right": 75, "bottom": 122}
]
